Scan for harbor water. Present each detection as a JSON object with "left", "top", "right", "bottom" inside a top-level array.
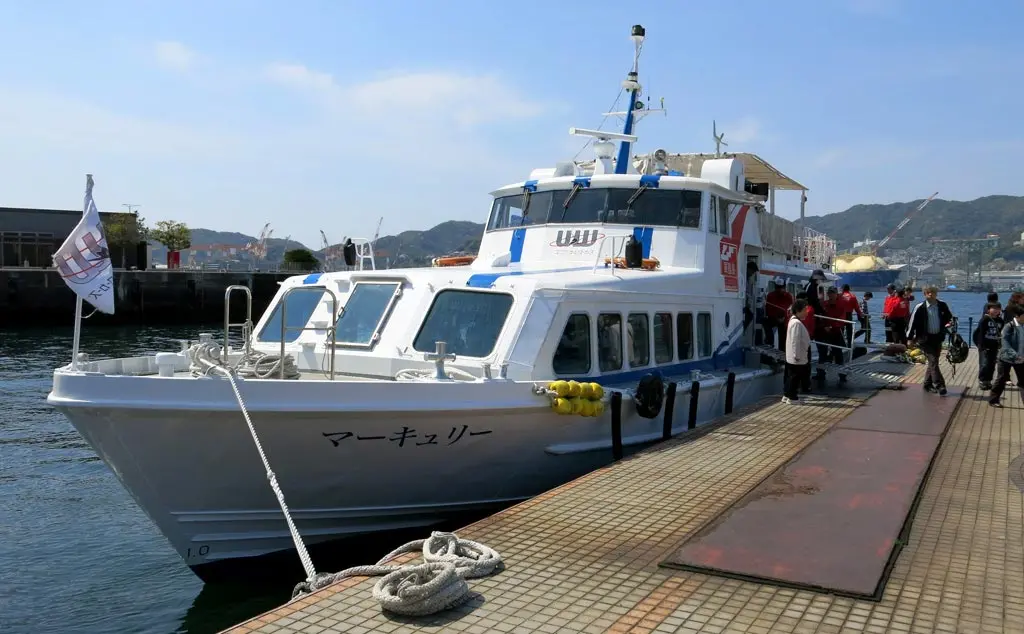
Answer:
[{"left": 0, "top": 292, "right": 994, "bottom": 633}]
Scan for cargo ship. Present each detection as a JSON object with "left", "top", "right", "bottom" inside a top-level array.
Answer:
[{"left": 834, "top": 192, "right": 938, "bottom": 291}]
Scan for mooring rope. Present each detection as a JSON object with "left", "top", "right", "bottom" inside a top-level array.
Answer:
[
  {"left": 187, "top": 341, "right": 503, "bottom": 615},
  {"left": 291, "top": 531, "right": 502, "bottom": 615},
  {"left": 186, "top": 341, "right": 300, "bottom": 379},
  {"left": 208, "top": 364, "right": 318, "bottom": 582}
]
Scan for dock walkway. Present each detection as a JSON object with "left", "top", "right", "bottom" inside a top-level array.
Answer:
[{"left": 226, "top": 349, "right": 1024, "bottom": 634}]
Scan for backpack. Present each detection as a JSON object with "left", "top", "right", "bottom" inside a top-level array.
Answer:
[{"left": 946, "top": 317, "right": 969, "bottom": 365}]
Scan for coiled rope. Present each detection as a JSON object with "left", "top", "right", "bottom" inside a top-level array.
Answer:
[
  {"left": 192, "top": 342, "right": 502, "bottom": 615},
  {"left": 394, "top": 367, "right": 479, "bottom": 382},
  {"left": 291, "top": 531, "right": 502, "bottom": 615},
  {"left": 187, "top": 341, "right": 300, "bottom": 380}
]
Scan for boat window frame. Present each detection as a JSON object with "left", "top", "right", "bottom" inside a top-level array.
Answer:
[
  {"left": 653, "top": 312, "right": 674, "bottom": 365},
  {"left": 597, "top": 312, "right": 624, "bottom": 373},
  {"left": 412, "top": 288, "right": 515, "bottom": 359},
  {"left": 552, "top": 312, "right": 592, "bottom": 376},
  {"left": 256, "top": 285, "right": 326, "bottom": 344},
  {"left": 330, "top": 280, "right": 404, "bottom": 350},
  {"left": 697, "top": 311, "right": 714, "bottom": 358},
  {"left": 627, "top": 312, "right": 650, "bottom": 368},
  {"left": 677, "top": 312, "right": 694, "bottom": 361}
]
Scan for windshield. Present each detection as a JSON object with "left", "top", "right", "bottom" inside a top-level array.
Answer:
[
  {"left": 258, "top": 287, "right": 325, "bottom": 343},
  {"left": 487, "top": 188, "right": 702, "bottom": 229},
  {"left": 414, "top": 290, "right": 514, "bottom": 357},
  {"left": 334, "top": 282, "right": 401, "bottom": 346}
]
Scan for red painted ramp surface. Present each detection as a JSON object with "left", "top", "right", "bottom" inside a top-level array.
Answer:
[{"left": 661, "top": 387, "right": 964, "bottom": 599}]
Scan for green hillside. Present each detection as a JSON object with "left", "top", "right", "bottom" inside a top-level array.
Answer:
[{"left": 803, "top": 195, "right": 1024, "bottom": 251}]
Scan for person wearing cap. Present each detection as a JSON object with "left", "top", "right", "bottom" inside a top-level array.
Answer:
[
  {"left": 854, "top": 291, "right": 873, "bottom": 342},
  {"left": 764, "top": 277, "right": 794, "bottom": 350}
]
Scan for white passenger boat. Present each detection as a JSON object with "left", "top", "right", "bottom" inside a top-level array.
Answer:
[{"left": 47, "top": 24, "right": 840, "bottom": 580}]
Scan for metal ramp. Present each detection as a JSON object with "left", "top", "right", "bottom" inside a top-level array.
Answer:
[{"left": 751, "top": 345, "right": 908, "bottom": 390}]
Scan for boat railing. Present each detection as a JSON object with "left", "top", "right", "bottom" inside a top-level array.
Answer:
[
  {"left": 591, "top": 234, "right": 629, "bottom": 274},
  {"left": 794, "top": 226, "right": 837, "bottom": 267},
  {"left": 279, "top": 286, "right": 339, "bottom": 380},
  {"left": 223, "top": 285, "right": 254, "bottom": 362}
]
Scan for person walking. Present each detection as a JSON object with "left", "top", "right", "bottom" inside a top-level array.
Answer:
[
  {"left": 988, "top": 304, "right": 1024, "bottom": 408},
  {"left": 906, "top": 285, "right": 954, "bottom": 395},
  {"left": 973, "top": 302, "right": 1003, "bottom": 391},
  {"left": 881, "top": 284, "right": 898, "bottom": 342},
  {"left": 783, "top": 299, "right": 811, "bottom": 405}
]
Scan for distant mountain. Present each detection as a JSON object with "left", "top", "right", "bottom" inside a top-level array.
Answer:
[
  {"left": 151, "top": 194, "right": 1024, "bottom": 269},
  {"left": 803, "top": 195, "right": 1024, "bottom": 251},
  {"left": 146, "top": 222, "right": 486, "bottom": 268}
]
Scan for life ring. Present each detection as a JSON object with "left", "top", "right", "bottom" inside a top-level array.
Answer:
[
  {"left": 604, "top": 257, "right": 660, "bottom": 270},
  {"left": 432, "top": 255, "right": 476, "bottom": 267},
  {"left": 633, "top": 372, "right": 665, "bottom": 419}
]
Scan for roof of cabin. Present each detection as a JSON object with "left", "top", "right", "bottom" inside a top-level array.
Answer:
[{"left": 634, "top": 152, "right": 807, "bottom": 192}]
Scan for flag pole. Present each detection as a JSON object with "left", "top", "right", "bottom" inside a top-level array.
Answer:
[{"left": 71, "top": 296, "right": 83, "bottom": 370}]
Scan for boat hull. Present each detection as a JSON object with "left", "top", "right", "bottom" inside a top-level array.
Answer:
[
  {"left": 48, "top": 370, "right": 780, "bottom": 577},
  {"left": 837, "top": 268, "right": 902, "bottom": 291}
]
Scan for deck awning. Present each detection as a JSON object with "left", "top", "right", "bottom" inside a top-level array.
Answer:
[{"left": 649, "top": 152, "right": 807, "bottom": 191}]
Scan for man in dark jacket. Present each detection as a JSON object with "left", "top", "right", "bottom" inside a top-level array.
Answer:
[{"left": 906, "top": 285, "right": 954, "bottom": 395}]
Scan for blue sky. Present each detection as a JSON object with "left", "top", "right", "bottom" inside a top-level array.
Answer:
[{"left": 1, "top": 0, "right": 1019, "bottom": 248}]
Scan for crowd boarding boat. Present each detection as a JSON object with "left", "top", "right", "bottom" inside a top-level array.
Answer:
[{"left": 48, "top": 25, "right": 840, "bottom": 580}]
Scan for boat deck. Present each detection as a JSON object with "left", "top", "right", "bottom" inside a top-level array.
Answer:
[{"left": 223, "top": 348, "right": 1024, "bottom": 634}]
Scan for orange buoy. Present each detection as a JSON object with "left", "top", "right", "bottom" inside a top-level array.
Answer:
[
  {"left": 603, "top": 256, "right": 660, "bottom": 270},
  {"left": 432, "top": 255, "right": 476, "bottom": 267}
]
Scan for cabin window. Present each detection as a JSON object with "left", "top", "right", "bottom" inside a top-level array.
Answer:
[
  {"left": 334, "top": 282, "right": 402, "bottom": 347},
  {"left": 487, "top": 191, "right": 570, "bottom": 230},
  {"left": 680, "top": 191, "right": 702, "bottom": 228},
  {"left": 597, "top": 313, "right": 623, "bottom": 372},
  {"left": 551, "top": 188, "right": 606, "bottom": 224},
  {"left": 677, "top": 313, "right": 693, "bottom": 360},
  {"left": 414, "top": 290, "right": 514, "bottom": 357},
  {"left": 257, "top": 287, "right": 325, "bottom": 343},
  {"left": 553, "top": 313, "right": 591, "bottom": 375},
  {"left": 654, "top": 312, "right": 673, "bottom": 364},
  {"left": 697, "top": 312, "right": 713, "bottom": 357},
  {"left": 627, "top": 313, "right": 650, "bottom": 367},
  {"left": 718, "top": 200, "right": 731, "bottom": 236},
  {"left": 598, "top": 189, "right": 704, "bottom": 228},
  {"left": 708, "top": 197, "right": 719, "bottom": 233}
]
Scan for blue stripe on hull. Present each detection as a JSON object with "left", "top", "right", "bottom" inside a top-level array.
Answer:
[{"left": 560, "top": 344, "right": 748, "bottom": 385}]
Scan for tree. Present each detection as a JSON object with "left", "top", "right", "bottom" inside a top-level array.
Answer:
[
  {"left": 103, "top": 213, "right": 148, "bottom": 268},
  {"left": 283, "top": 248, "right": 320, "bottom": 270},
  {"left": 149, "top": 220, "right": 192, "bottom": 269}
]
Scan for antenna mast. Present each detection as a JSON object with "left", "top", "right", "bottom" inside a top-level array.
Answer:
[
  {"left": 612, "top": 25, "right": 647, "bottom": 174},
  {"left": 713, "top": 120, "right": 728, "bottom": 157}
]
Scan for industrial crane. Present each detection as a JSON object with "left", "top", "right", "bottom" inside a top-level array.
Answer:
[{"left": 871, "top": 192, "right": 938, "bottom": 255}]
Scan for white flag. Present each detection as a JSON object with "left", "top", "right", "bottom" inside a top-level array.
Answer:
[{"left": 52, "top": 174, "right": 115, "bottom": 314}]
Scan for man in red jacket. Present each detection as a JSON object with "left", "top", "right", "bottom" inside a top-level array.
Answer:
[
  {"left": 881, "top": 283, "right": 898, "bottom": 342},
  {"left": 838, "top": 284, "right": 863, "bottom": 350},
  {"left": 817, "top": 287, "right": 849, "bottom": 384},
  {"left": 764, "top": 277, "right": 794, "bottom": 350}
]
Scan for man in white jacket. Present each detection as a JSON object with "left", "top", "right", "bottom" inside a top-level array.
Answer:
[{"left": 784, "top": 299, "right": 811, "bottom": 404}]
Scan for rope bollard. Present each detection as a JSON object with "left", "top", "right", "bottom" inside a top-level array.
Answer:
[
  {"left": 687, "top": 381, "right": 700, "bottom": 430},
  {"left": 611, "top": 391, "right": 623, "bottom": 460},
  {"left": 725, "top": 372, "right": 736, "bottom": 415},
  {"left": 662, "top": 382, "right": 677, "bottom": 441}
]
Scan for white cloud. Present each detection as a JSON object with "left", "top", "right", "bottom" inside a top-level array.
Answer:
[
  {"left": 718, "top": 116, "right": 761, "bottom": 145},
  {"left": 263, "top": 62, "right": 549, "bottom": 128},
  {"left": 154, "top": 41, "right": 197, "bottom": 72},
  {"left": 812, "top": 148, "right": 845, "bottom": 169}
]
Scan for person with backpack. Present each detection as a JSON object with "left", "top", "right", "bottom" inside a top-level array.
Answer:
[
  {"left": 907, "top": 285, "right": 954, "bottom": 395},
  {"left": 973, "top": 302, "right": 1004, "bottom": 391},
  {"left": 988, "top": 304, "right": 1024, "bottom": 408}
]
